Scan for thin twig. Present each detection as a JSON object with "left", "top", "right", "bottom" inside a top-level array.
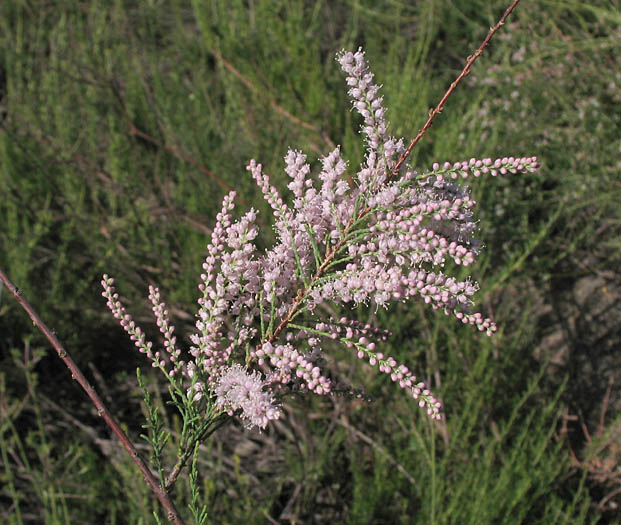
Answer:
[
  {"left": 126, "top": 119, "right": 234, "bottom": 194},
  {"left": 598, "top": 375, "right": 614, "bottom": 437},
  {"left": 0, "top": 269, "right": 185, "bottom": 525},
  {"left": 210, "top": 48, "right": 336, "bottom": 153},
  {"left": 392, "top": 0, "right": 522, "bottom": 177},
  {"left": 337, "top": 418, "right": 418, "bottom": 487},
  {"left": 164, "top": 414, "right": 228, "bottom": 489},
  {"left": 107, "top": 80, "right": 241, "bottom": 202}
]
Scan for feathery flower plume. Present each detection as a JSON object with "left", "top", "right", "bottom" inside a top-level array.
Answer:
[{"left": 103, "top": 48, "right": 539, "bottom": 427}]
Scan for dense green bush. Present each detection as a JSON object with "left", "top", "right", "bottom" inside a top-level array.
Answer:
[{"left": 1, "top": 0, "right": 618, "bottom": 523}]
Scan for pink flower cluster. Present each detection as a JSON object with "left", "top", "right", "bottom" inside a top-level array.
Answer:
[
  {"left": 103, "top": 48, "right": 539, "bottom": 427},
  {"left": 214, "top": 364, "right": 281, "bottom": 429}
]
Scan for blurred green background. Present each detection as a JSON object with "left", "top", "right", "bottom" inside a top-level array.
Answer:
[{"left": 1, "top": 0, "right": 619, "bottom": 523}]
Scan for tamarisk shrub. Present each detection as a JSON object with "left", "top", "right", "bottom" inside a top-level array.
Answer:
[{"left": 102, "top": 48, "right": 539, "bottom": 431}]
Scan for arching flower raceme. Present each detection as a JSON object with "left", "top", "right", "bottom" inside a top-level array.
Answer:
[{"left": 103, "top": 48, "right": 539, "bottom": 427}]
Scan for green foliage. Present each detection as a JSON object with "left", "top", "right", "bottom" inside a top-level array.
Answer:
[
  {"left": 1, "top": 0, "right": 617, "bottom": 523},
  {"left": 0, "top": 343, "right": 106, "bottom": 523}
]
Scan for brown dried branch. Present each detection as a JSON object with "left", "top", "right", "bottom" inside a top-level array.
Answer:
[
  {"left": 392, "top": 0, "right": 523, "bottom": 177},
  {"left": 0, "top": 269, "right": 185, "bottom": 525},
  {"left": 209, "top": 48, "right": 336, "bottom": 154}
]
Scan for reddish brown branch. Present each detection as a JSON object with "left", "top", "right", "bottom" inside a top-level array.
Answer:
[
  {"left": 108, "top": 80, "right": 245, "bottom": 206},
  {"left": 0, "top": 269, "right": 185, "bottom": 525},
  {"left": 210, "top": 48, "right": 329, "bottom": 137},
  {"left": 126, "top": 120, "right": 235, "bottom": 194},
  {"left": 392, "top": 0, "right": 522, "bottom": 177}
]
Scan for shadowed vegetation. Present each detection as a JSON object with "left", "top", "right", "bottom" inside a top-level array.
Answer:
[{"left": 1, "top": 0, "right": 619, "bottom": 523}]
